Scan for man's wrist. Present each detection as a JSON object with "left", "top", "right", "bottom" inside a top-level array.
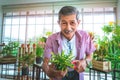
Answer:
[{"left": 85, "top": 59, "right": 90, "bottom": 68}]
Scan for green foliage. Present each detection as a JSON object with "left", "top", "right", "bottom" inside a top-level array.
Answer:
[
  {"left": 93, "top": 36, "right": 109, "bottom": 61},
  {"left": 36, "top": 44, "right": 44, "bottom": 57},
  {"left": 93, "top": 22, "right": 120, "bottom": 68},
  {"left": 50, "top": 51, "right": 74, "bottom": 71},
  {"left": 35, "top": 36, "right": 46, "bottom": 58},
  {"left": 19, "top": 52, "right": 35, "bottom": 67},
  {"left": 45, "top": 31, "right": 52, "bottom": 37},
  {"left": 1, "top": 41, "right": 19, "bottom": 56}
]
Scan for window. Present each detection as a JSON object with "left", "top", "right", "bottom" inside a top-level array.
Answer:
[{"left": 2, "top": 6, "right": 116, "bottom": 44}]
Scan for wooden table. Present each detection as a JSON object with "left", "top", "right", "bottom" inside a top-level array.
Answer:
[
  {"left": 89, "top": 67, "right": 113, "bottom": 80},
  {"left": 32, "top": 64, "right": 48, "bottom": 80}
]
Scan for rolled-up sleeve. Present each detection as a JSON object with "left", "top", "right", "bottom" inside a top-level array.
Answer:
[
  {"left": 44, "top": 37, "right": 52, "bottom": 59},
  {"left": 86, "top": 33, "right": 96, "bottom": 54}
]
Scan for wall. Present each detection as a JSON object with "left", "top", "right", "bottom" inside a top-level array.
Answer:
[
  {"left": 0, "top": 6, "right": 2, "bottom": 43},
  {"left": 117, "top": 0, "right": 120, "bottom": 24}
]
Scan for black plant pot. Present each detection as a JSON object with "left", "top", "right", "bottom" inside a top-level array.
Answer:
[
  {"left": 22, "top": 66, "right": 29, "bottom": 75},
  {"left": 36, "top": 57, "right": 43, "bottom": 64}
]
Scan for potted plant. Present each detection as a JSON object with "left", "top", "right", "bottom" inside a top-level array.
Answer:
[
  {"left": 35, "top": 36, "right": 46, "bottom": 64},
  {"left": 0, "top": 41, "right": 19, "bottom": 57},
  {"left": 102, "top": 22, "right": 120, "bottom": 69},
  {"left": 0, "top": 41, "right": 19, "bottom": 63},
  {"left": 92, "top": 22, "right": 120, "bottom": 71},
  {"left": 35, "top": 44, "right": 44, "bottom": 64},
  {"left": 50, "top": 51, "right": 74, "bottom": 71},
  {"left": 19, "top": 52, "right": 35, "bottom": 76}
]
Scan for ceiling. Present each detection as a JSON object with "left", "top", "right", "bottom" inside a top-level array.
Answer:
[{"left": 0, "top": 0, "right": 80, "bottom": 6}]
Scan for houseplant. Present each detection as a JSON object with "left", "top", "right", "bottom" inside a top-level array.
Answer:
[
  {"left": 93, "top": 22, "right": 120, "bottom": 70},
  {"left": 19, "top": 52, "right": 35, "bottom": 76},
  {"left": 36, "top": 44, "right": 44, "bottom": 64},
  {"left": 50, "top": 51, "right": 74, "bottom": 71},
  {"left": 102, "top": 22, "right": 120, "bottom": 69},
  {"left": 0, "top": 41, "right": 19, "bottom": 63},
  {"left": 0, "top": 41, "right": 19, "bottom": 57},
  {"left": 35, "top": 36, "right": 46, "bottom": 64}
]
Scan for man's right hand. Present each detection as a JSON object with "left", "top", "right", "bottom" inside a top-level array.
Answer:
[{"left": 42, "top": 57, "right": 67, "bottom": 79}]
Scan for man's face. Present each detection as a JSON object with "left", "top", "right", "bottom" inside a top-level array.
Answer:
[{"left": 58, "top": 14, "right": 80, "bottom": 40}]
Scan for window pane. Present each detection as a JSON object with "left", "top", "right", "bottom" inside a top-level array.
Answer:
[
  {"left": 4, "top": 25, "right": 11, "bottom": 42},
  {"left": 12, "top": 17, "right": 19, "bottom": 24},
  {"left": 28, "top": 16, "right": 35, "bottom": 24},
  {"left": 45, "top": 15, "right": 52, "bottom": 24},
  {"left": 11, "top": 25, "right": 19, "bottom": 41},
  {"left": 53, "top": 24, "right": 60, "bottom": 32},
  {"left": 94, "top": 24, "right": 104, "bottom": 37},
  {"left": 36, "top": 16, "right": 44, "bottom": 24},
  {"left": 36, "top": 25, "right": 44, "bottom": 37},
  {"left": 20, "top": 16, "right": 26, "bottom": 24},
  {"left": 83, "top": 13, "right": 93, "bottom": 23},
  {"left": 44, "top": 24, "right": 52, "bottom": 33},
  {"left": 27, "top": 25, "right": 35, "bottom": 40},
  {"left": 105, "top": 13, "right": 115, "bottom": 23},
  {"left": 19, "top": 25, "right": 26, "bottom": 43},
  {"left": 93, "top": 13, "right": 104, "bottom": 23},
  {"left": 4, "top": 17, "right": 12, "bottom": 24},
  {"left": 83, "top": 24, "right": 93, "bottom": 32}
]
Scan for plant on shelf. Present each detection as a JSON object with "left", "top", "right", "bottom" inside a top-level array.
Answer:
[
  {"left": 35, "top": 36, "right": 47, "bottom": 64},
  {"left": 102, "top": 22, "right": 120, "bottom": 69},
  {"left": 19, "top": 52, "right": 35, "bottom": 76},
  {"left": 93, "top": 22, "right": 120, "bottom": 70},
  {"left": 0, "top": 41, "right": 19, "bottom": 57},
  {"left": 93, "top": 36, "right": 109, "bottom": 61},
  {"left": 35, "top": 44, "right": 44, "bottom": 64}
]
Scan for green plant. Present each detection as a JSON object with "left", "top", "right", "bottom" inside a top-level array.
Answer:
[
  {"left": 50, "top": 51, "right": 74, "bottom": 71},
  {"left": 93, "top": 36, "right": 109, "bottom": 61},
  {"left": 1, "top": 41, "right": 19, "bottom": 56},
  {"left": 93, "top": 22, "right": 120, "bottom": 68},
  {"left": 19, "top": 52, "right": 35, "bottom": 67},
  {"left": 36, "top": 44, "right": 44, "bottom": 57},
  {"left": 103, "top": 22, "right": 120, "bottom": 68}
]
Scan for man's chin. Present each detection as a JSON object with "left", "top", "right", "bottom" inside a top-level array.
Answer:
[{"left": 64, "top": 34, "right": 74, "bottom": 40}]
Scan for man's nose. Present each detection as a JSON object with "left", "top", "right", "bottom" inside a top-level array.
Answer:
[{"left": 66, "top": 23, "right": 71, "bottom": 30}]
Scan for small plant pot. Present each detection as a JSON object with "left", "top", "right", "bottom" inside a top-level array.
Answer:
[
  {"left": 36, "top": 57, "right": 43, "bottom": 64},
  {"left": 22, "top": 66, "right": 29, "bottom": 75}
]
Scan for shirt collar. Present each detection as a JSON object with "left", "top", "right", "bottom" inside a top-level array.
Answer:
[{"left": 62, "top": 34, "right": 75, "bottom": 44}]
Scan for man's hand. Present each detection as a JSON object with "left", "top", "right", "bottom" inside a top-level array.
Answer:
[
  {"left": 47, "top": 64, "right": 67, "bottom": 79},
  {"left": 42, "top": 57, "right": 67, "bottom": 79},
  {"left": 72, "top": 59, "right": 87, "bottom": 73}
]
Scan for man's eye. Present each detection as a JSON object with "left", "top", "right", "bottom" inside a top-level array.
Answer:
[
  {"left": 71, "top": 22, "right": 75, "bottom": 25},
  {"left": 62, "top": 22, "right": 66, "bottom": 25}
]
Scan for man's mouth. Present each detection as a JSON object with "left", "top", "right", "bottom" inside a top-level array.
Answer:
[{"left": 64, "top": 30, "right": 73, "bottom": 34}]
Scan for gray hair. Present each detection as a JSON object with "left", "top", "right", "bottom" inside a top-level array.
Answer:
[{"left": 58, "top": 6, "right": 80, "bottom": 21}]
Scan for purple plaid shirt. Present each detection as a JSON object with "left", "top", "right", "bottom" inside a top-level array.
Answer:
[{"left": 44, "top": 30, "right": 96, "bottom": 80}]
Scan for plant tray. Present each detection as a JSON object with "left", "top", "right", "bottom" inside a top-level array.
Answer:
[
  {"left": 92, "top": 60, "right": 111, "bottom": 71},
  {"left": 0, "top": 57, "right": 16, "bottom": 64}
]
